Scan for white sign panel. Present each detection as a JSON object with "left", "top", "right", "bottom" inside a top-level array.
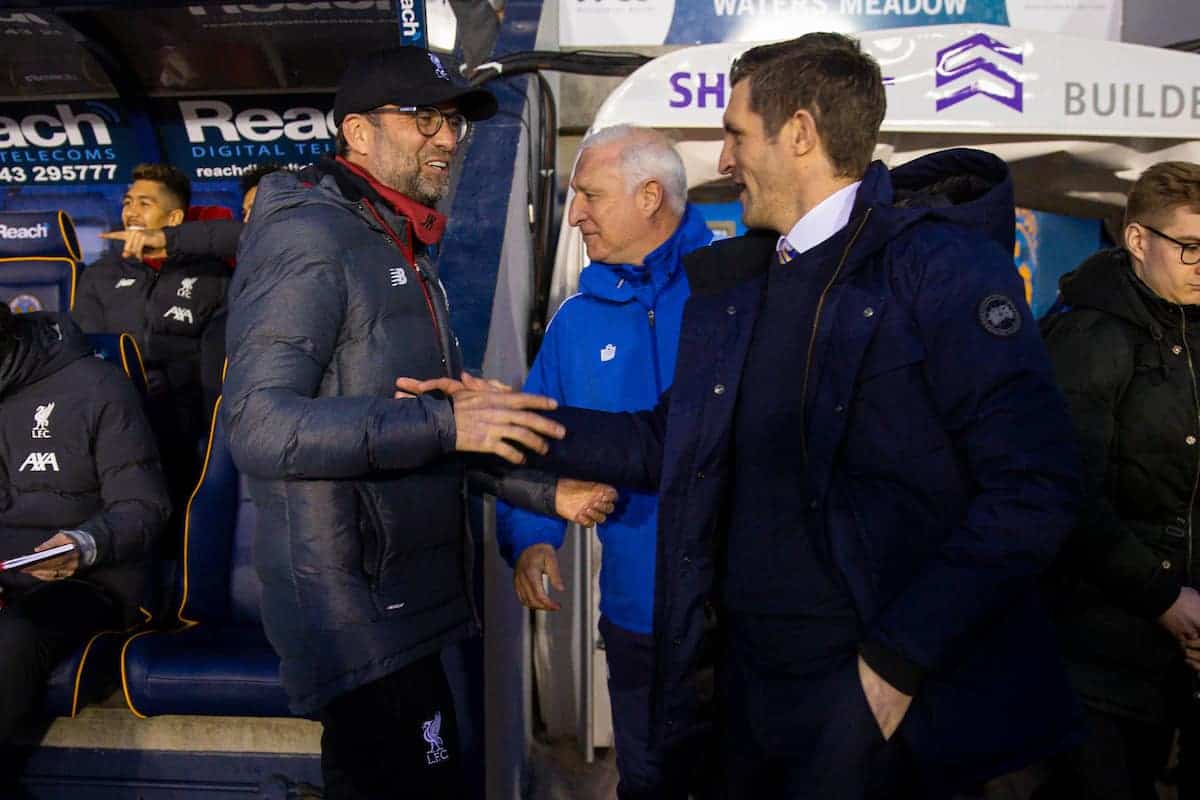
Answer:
[
  {"left": 559, "top": 0, "right": 1121, "bottom": 47},
  {"left": 591, "top": 25, "right": 1200, "bottom": 139}
]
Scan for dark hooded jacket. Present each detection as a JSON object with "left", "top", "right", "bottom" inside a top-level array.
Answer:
[
  {"left": 532, "top": 149, "right": 1084, "bottom": 789},
  {"left": 0, "top": 312, "right": 170, "bottom": 625},
  {"left": 1042, "top": 248, "right": 1197, "bottom": 725},
  {"left": 221, "top": 159, "right": 557, "bottom": 714}
]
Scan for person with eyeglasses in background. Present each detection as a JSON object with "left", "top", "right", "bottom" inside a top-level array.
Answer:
[
  {"left": 220, "top": 48, "right": 617, "bottom": 800},
  {"left": 1039, "top": 161, "right": 1200, "bottom": 799}
]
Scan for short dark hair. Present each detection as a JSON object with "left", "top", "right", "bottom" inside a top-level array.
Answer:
[
  {"left": 1125, "top": 161, "right": 1200, "bottom": 229},
  {"left": 730, "top": 33, "right": 885, "bottom": 179},
  {"left": 239, "top": 163, "right": 287, "bottom": 194},
  {"left": 131, "top": 163, "right": 191, "bottom": 211}
]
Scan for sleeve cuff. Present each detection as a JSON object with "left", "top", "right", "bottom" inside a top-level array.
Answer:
[
  {"left": 1138, "top": 572, "right": 1182, "bottom": 620},
  {"left": 62, "top": 529, "right": 98, "bottom": 568},
  {"left": 860, "top": 639, "right": 926, "bottom": 697}
]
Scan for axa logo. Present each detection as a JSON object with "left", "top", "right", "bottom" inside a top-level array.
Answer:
[
  {"left": 389, "top": 268, "right": 408, "bottom": 287},
  {"left": 180, "top": 100, "right": 335, "bottom": 144},
  {"left": 0, "top": 103, "right": 115, "bottom": 149},
  {"left": 934, "top": 32, "right": 1024, "bottom": 113},
  {"left": 19, "top": 452, "right": 59, "bottom": 472},
  {"left": 164, "top": 306, "right": 195, "bottom": 324},
  {"left": 31, "top": 402, "right": 54, "bottom": 439},
  {"left": 177, "top": 277, "right": 198, "bottom": 299}
]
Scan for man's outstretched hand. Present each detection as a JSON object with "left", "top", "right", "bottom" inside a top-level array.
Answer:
[
  {"left": 395, "top": 372, "right": 562, "bottom": 464},
  {"left": 101, "top": 228, "right": 167, "bottom": 261},
  {"left": 555, "top": 478, "right": 616, "bottom": 526},
  {"left": 514, "top": 543, "right": 564, "bottom": 611}
]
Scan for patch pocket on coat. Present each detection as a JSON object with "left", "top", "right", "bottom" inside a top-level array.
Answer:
[{"left": 856, "top": 333, "right": 926, "bottom": 383}]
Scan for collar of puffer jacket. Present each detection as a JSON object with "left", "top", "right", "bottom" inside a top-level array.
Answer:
[{"left": 329, "top": 156, "right": 447, "bottom": 247}]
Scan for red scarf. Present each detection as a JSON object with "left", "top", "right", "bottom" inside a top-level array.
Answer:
[{"left": 335, "top": 156, "right": 447, "bottom": 246}]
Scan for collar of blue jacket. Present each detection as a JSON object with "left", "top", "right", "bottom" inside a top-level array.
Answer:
[{"left": 578, "top": 204, "right": 713, "bottom": 305}]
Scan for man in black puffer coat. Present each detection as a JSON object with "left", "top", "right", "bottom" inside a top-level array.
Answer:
[
  {"left": 1042, "top": 161, "right": 1200, "bottom": 797},
  {"left": 0, "top": 306, "right": 170, "bottom": 742},
  {"left": 223, "top": 49, "right": 613, "bottom": 799},
  {"left": 73, "top": 163, "right": 231, "bottom": 513}
]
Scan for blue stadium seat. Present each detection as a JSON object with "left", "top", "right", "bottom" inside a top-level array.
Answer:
[
  {"left": 86, "top": 332, "right": 150, "bottom": 402},
  {"left": 0, "top": 210, "right": 84, "bottom": 314},
  {"left": 120, "top": 397, "right": 294, "bottom": 718}
]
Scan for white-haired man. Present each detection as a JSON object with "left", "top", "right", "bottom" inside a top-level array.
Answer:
[{"left": 496, "top": 125, "right": 715, "bottom": 799}]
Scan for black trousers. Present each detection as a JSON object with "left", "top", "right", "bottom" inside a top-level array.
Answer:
[
  {"left": 1035, "top": 708, "right": 1174, "bottom": 800},
  {"left": 319, "top": 652, "right": 464, "bottom": 800},
  {"left": 600, "top": 615, "right": 718, "bottom": 800},
  {"left": 0, "top": 580, "right": 119, "bottom": 742},
  {"left": 718, "top": 617, "right": 923, "bottom": 800}
]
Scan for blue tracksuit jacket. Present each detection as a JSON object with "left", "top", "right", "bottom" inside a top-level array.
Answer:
[{"left": 496, "top": 204, "right": 713, "bottom": 634}]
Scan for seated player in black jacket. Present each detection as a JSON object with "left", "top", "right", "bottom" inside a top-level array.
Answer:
[{"left": 0, "top": 305, "right": 170, "bottom": 741}]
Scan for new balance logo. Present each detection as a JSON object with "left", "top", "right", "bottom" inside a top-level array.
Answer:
[
  {"left": 20, "top": 452, "right": 59, "bottom": 472},
  {"left": 163, "top": 306, "right": 194, "bottom": 324},
  {"left": 32, "top": 402, "right": 54, "bottom": 439},
  {"left": 600, "top": 344, "right": 616, "bottom": 362},
  {"left": 115, "top": 278, "right": 136, "bottom": 288},
  {"left": 389, "top": 268, "right": 408, "bottom": 287},
  {"left": 934, "top": 32, "right": 1024, "bottom": 113},
  {"left": 177, "top": 277, "right": 198, "bottom": 298}
]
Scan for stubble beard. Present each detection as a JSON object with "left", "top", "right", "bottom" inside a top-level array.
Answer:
[{"left": 373, "top": 148, "right": 450, "bottom": 209}]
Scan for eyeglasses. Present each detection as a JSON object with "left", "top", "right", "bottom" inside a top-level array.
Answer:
[
  {"left": 1141, "top": 222, "right": 1200, "bottom": 266},
  {"left": 369, "top": 106, "right": 470, "bottom": 143}
]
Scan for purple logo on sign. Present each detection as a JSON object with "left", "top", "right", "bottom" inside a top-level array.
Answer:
[{"left": 935, "top": 32, "right": 1023, "bottom": 113}]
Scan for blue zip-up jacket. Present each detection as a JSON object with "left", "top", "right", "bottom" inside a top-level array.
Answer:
[
  {"left": 496, "top": 205, "right": 712, "bottom": 634},
  {"left": 531, "top": 150, "right": 1084, "bottom": 789}
]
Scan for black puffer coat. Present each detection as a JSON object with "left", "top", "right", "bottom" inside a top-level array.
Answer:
[
  {"left": 1044, "top": 248, "right": 1198, "bottom": 724},
  {"left": 73, "top": 249, "right": 230, "bottom": 389},
  {"left": 223, "top": 159, "right": 556, "bottom": 714},
  {"left": 0, "top": 312, "right": 170, "bottom": 625}
]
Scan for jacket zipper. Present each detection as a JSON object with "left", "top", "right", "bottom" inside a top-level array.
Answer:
[
  {"left": 647, "top": 307, "right": 663, "bottom": 394},
  {"left": 1179, "top": 307, "right": 1199, "bottom": 584},
  {"left": 799, "top": 208, "right": 873, "bottom": 463},
  {"left": 361, "top": 199, "right": 448, "bottom": 370}
]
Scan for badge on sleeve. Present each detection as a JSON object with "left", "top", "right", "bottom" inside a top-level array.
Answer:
[{"left": 978, "top": 294, "right": 1022, "bottom": 337}]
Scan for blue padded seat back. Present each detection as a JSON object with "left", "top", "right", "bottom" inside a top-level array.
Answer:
[
  {"left": 0, "top": 210, "right": 82, "bottom": 261},
  {"left": 177, "top": 400, "right": 241, "bottom": 625},
  {"left": 0, "top": 258, "right": 76, "bottom": 313},
  {"left": 229, "top": 475, "right": 262, "bottom": 627},
  {"left": 86, "top": 333, "right": 149, "bottom": 401}
]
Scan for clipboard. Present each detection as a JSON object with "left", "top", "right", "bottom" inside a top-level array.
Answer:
[{"left": 0, "top": 543, "right": 76, "bottom": 572}]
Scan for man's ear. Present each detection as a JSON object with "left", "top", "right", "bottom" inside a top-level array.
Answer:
[
  {"left": 784, "top": 108, "right": 820, "bottom": 159},
  {"left": 342, "top": 114, "right": 373, "bottom": 157},
  {"left": 166, "top": 207, "right": 186, "bottom": 227},
  {"left": 1124, "top": 222, "right": 1146, "bottom": 262},
  {"left": 638, "top": 179, "right": 665, "bottom": 217}
]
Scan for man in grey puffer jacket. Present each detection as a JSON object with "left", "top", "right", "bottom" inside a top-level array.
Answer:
[{"left": 222, "top": 49, "right": 613, "bottom": 799}]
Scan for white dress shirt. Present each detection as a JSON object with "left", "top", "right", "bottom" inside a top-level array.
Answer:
[{"left": 778, "top": 181, "right": 862, "bottom": 258}]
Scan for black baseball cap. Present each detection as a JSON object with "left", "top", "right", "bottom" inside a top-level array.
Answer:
[{"left": 333, "top": 47, "right": 498, "bottom": 127}]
